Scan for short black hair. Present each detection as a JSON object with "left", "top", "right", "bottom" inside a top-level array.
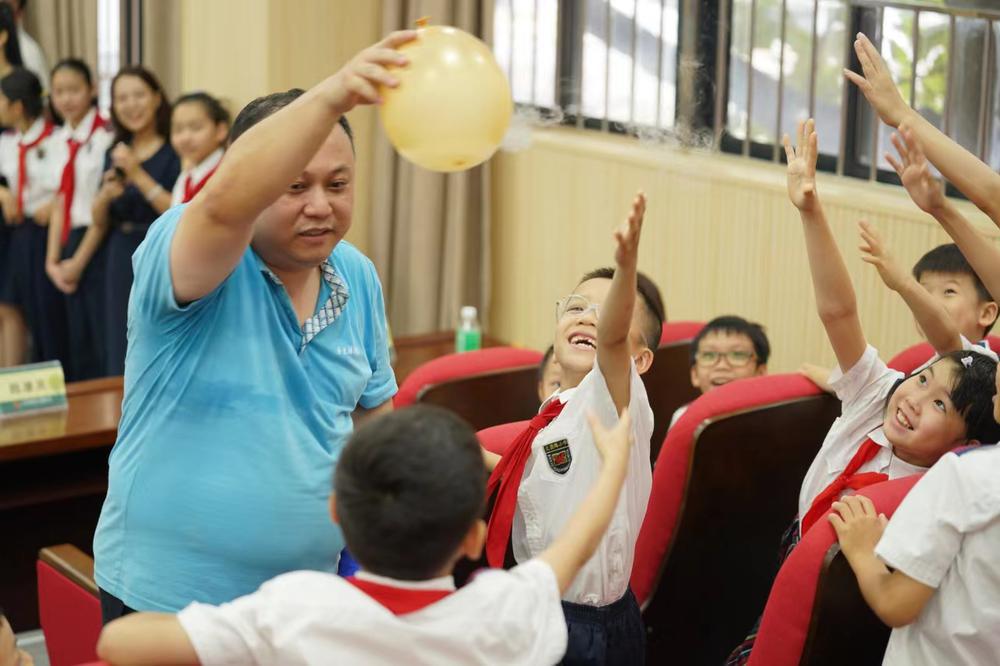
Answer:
[
  {"left": 110, "top": 65, "right": 172, "bottom": 144},
  {"left": 0, "top": 4, "right": 22, "bottom": 69},
  {"left": 886, "top": 351, "right": 1000, "bottom": 444},
  {"left": 334, "top": 406, "right": 486, "bottom": 580},
  {"left": 577, "top": 267, "right": 666, "bottom": 349},
  {"left": 228, "top": 88, "right": 354, "bottom": 152},
  {"left": 0, "top": 67, "right": 42, "bottom": 119},
  {"left": 913, "top": 243, "right": 997, "bottom": 335},
  {"left": 690, "top": 315, "right": 771, "bottom": 367},
  {"left": 537, "top": 344, "right": 555, "bottom": 384},
  {"left": 174, "top": 91, "right": 231, "bottom": 127}
]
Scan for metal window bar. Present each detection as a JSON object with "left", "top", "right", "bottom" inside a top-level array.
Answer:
[
  {"left": 869, "top": 5, "right": 884, "bottom": 181},
  {"left": 808, "top": 0, "right": 818, "bottom": 121},
  {"left": 713, "top": 0, "right": 730, "bottom": 147},
  {"left": 603, "top": 0, "right": 612, "bottom": 130},
  {"left": 656, "top": 0, "right": 666, "bottom": 130},
  {"left": 909, "top": 10, "right": 919, "bottom": 111},
  {"left": 977, "top": 20, "right": 994, "bottom": 161},
  {"left": 774, "top": 0, "right": 788, "bottom": 162},
  {"left": 744, "top": 0, "right": 757, "bottom": 156},
  {"left": 629, "top": 0, "right": 638, "bottom": 125}
]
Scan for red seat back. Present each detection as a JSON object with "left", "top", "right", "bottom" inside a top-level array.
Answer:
[
  {"left": 631, "top": 373, "right": 840, "bottom": 665},
  {"left": 394, "top": 347, "right": 544, "bottom": 430},
  {"left": 748, "top": 475, "right": 922, "bottom": 666},
  {"left": 477, "top": 420, "right": 530, "bottom": 456},
  {"left": 36, "top": 558, "right": 102, "bottom": 666},
  {"left": 888, "top": 336, "right": 1000, "bottom": 374},
  {"left": 642, "top": 321, "right": 705, "bottom": 462}
]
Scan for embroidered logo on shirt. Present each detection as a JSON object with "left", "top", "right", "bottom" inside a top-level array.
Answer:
[{"left": 544, "top": 439, "right": 572, "bottom": 474}]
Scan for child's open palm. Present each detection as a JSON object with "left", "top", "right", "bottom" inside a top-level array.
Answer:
[
  {"left": 613, "top": 192, "right": 645, "bottom": 269},
  {"left": 783, "top": 119, "right": 819, "bottom": 212},
  {"left": 886, "top": 127, "right": 944, "bottom": 214},
  {"left": 843, "top": 33, "right": 909, "bottom": 128},
  {"left": 858, "top": 220, "right": 908, "bottom": 292}
]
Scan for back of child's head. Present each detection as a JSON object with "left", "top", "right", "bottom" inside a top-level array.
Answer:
[
  {"left": 889, "top": 351, "right": 1000, "bottom": 444},
  {"left": 576, "top": 267, "right": 665, "bottom": 349},
  {"left": 0, "top": 67, "right": 42, "bottom": 120},
  {"left": 913, "top": 243, "right": 996, "bottom": 335},
  {"left": 689, "top": 315, "right": 771, "bottom": 366},
  {"left": 333, "top": 406, "right": 486, "bottom": 580}
]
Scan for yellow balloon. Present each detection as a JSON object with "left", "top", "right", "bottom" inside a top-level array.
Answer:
[{"left": 380, "top": 25, "right": 513, "bottom": 172}]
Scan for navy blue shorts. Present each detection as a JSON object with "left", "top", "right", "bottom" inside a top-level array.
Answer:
[{"left": 560, "top": 588, "right": 645, "bottom": 665}]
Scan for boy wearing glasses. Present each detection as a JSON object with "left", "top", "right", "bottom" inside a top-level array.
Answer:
[
  {"left": 484, "top": 192, "right": 665, "bottom": 665},
  {"left": 669, "top": 316, "right": 770, "bottom": 429}
]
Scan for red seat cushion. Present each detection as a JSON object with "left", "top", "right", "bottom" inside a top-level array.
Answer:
[
  {"left": 659, "top": 321, "right": 705, "bottom": 346},
  {"left": 394, "top": 347, "right": 544, "bottom": 407},
  {"left": 747, "top": 475, "right": 923, "bottom": 666},
  {"left": 888, "top": 336, "right": 1000, "bottom": 374},
  {"left": 477, "top": 420, "right": 530, "bottom": 456},
  {"left": 631, "top": 373, "right": 825, "bottom": 605},
  {"left": 36, "top": 560, "right": 103, "bottom": 666}
]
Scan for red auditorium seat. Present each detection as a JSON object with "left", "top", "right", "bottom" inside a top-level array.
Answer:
[
  {"left": 642, "top": 321, "right": 705, "bottom": 462},
  {"left": 887, "top": 336, "right": 1000, "bottom": 374},
  {"left": 477, "top": 420, "right": 530, "bottom": 456},
  {"left": 36, "top": 544, "right": 103, "bottom": 666},
  {"left": 631, "top": 373, "right": 840, "bottom": 665},
  {"left": 394, "top": 347, "right": 543, "bottom": 430},
  {"left": 748, "top": 475, "right": 923, "bottom": 666}
]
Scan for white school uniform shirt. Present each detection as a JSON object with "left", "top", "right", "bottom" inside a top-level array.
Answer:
[
  {"left": 170, "top": 147, "right": 224, "bottom": 206},
  {"left": 48, "top": 108, "right": 114, "bottom": 228},
  {"left": 17, "top": 27, "right": 49, "bottom": 92},
  {"left": 668, "top": 403, "right": 689, "bottom": 430},
  {"left": 797, "top": 346, "right": 925, "bottom": 533},
  {"left": 0, "top": 118, "right": 60, "bottom": 217},
  {"left": 512, "top": 358, "right": 654, "bottom": 606},
  {"left": 914, "top": 335, "right": 998, "bottom": 372},
  {"left": 875, "top": 446, "right": 1000, "bottom": 665},
  {"left": 176, "top": 559, "right": 567, "bottom": 666}
]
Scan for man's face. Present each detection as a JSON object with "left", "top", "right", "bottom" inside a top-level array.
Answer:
[
  {"left": 0, "top": 616, "right": 33, "bottom": 666},
  {"left": 251, "top": 125, "right": 355, "bottom": 273},
  {"left": 690, "top": 330, "right": 765, "bottom": 394}
]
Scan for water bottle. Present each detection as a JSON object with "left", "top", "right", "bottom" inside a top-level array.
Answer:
[{"left": 455, "top": 306, "right": 482, "bottom": 353}]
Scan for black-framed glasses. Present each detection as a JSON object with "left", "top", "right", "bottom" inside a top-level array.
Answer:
[{"left": 694, "top": 350, "right": 756, "bottom": 368}]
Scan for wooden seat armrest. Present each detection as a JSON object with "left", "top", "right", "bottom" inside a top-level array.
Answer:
[{"left": 39, "top": 544, "right": 99, "bottom": 597}]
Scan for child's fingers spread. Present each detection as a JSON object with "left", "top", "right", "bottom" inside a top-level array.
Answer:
[
  {"left": 796, "top": 120, "right": 805, "bottom": 151},
  {"left": 782, "top": 134, "right": 795, "bottom": 162},
  {"left": 843, "top": 68, "right": 867, "bottom": 91},
  {"left": 885, "top": 152, "right": 904, "bottom": 176}
]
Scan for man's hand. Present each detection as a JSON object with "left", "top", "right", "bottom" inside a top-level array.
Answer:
[
  {"left": 858, "top": 220, "right": 909, "bottom": 292},
  {"left": 829, "top": 495, "right": 888, "bottom": 563},
  {"left": 322, "top": 30, "right": 418, "bottom": 115},
  {"left": 843, "top": 33, "right": 910, "bottom": 128},
  {"left": 783, "top": 119, "right": 819, "bottom": 212},
  {"left": 886, "top": 127, "right": 946, "bottom": 214}
]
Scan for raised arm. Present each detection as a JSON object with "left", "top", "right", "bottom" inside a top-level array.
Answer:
[
  {"left": 598, "top": 192, "right": 645, "bottom": 414},
  {"left": 784, "top": 119, "right": 867, "bottom": 371},
  {"left": 857, "top": 219, "right": 961, "bottom": 354},
  {"left": 889, "top": 127, "right": 1000, "bottom": 308},
  {"left": 170, "top": 31, "right": 416, "bottom": 303},
  {"left": 845, "top": 33, "right": 1000, "bottom": 222},
  {"left": 538, "top": 410, "right": 632, "bottom": 593}
]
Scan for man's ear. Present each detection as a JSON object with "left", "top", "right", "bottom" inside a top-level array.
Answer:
[
  {"left": 329, "top": 493, "right": 339, "bottom": 524},
  {"left": 633, "top": 347, "right": 654, "bottom": 376}
]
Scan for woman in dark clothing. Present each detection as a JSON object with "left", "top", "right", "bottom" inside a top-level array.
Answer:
[{"left": 92, "top": 66, "right": 179, "bottom": 376}]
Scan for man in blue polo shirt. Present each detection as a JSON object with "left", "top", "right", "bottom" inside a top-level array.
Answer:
[{"left": 93, "top": 31, "right": 416, "bottom": 619}]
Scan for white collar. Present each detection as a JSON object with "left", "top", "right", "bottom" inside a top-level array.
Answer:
[
  {"left": 354, "top": 570, "right": 456, "bottom": 591},
  {"left": 185, "top": 147, "right": 224, "bottom": 182},
  {"left": 67, "top": 108, "right": 99, "bottom": 142}
]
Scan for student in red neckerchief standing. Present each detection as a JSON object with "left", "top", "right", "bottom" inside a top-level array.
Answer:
[{"left": 169, "top": 92, "right": 228, "bottom": 207}]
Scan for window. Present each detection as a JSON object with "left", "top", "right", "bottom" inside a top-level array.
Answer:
[{"left": 96, "top": 0, "right": 120, "bottom": 112}]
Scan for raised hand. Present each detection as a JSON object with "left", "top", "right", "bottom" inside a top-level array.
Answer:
[
  {"left": 586, "top": 409, "right": 633, "bottom": 464},
  {"left": 858, "top": 220, "right": 909, "bottom": 292},
  {"left": 886, "top": 127, "right": 945, "bottom": 214},
  {"left": 613, "top": 192, "right": 645, "bottom": 270},
  {"left": 324, "top": 30, "right": 417, "bottom": 115},
  {"left": 783, "top": 118, "right": 818, "bottom": 212},
  {"left": 843, "top": 33, "right": 910, "bottom": 128}
]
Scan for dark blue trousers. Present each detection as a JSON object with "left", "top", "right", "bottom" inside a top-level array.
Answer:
[{"left": 560, "top": 588, "right": 646, "bottom": 665}]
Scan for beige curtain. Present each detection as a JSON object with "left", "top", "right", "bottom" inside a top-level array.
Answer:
[
  {"left": 24, "top": 0, "right": 98, "bottom": 68},
  {"left": 141, "top": 0, "right": 181, "bottom": 99},
  {"left": 371, "top": 0, "right": 493, "bottom": 336}
]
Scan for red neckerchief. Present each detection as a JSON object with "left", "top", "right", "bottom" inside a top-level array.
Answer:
[
  {"left": 483, "top": 398, "right": 566, "bottom": 567},
  {"left": 801, "top": 437, "right": 888, "bottom": 534},
  {"left": 16, "top": 120, "right": 54, "bottom": 217},
  {"left": 346, "top": 576, "right": 453, "bottom": 615},
  {"left": 182, "top": 164, "right": 218, "bottom": 202},
  {"left": 58, "top": 113, "right": 106, "bottom": 245}
]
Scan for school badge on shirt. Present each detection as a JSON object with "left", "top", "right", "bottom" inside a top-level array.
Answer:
[{"left": 544, "top": 439, "right": 572, "bottom": 474}]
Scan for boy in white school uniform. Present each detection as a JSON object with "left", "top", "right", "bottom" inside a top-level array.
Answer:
[
  {"left": 96, "top": 405, "right": 639, "bottom": 666},
  {"left": 484, "top": 193, "right": 665, "bottom": 664}
]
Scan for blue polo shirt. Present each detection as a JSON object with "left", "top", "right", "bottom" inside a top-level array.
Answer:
[{"left": 93, "top": 205, "right": 397, "bottom": 611}]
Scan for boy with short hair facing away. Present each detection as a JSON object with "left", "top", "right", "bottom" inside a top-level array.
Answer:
[
  {"left": 485, "top": 192, "right": 665, "bottom": 664},
  {"left": 669, "top": 315, "right": 770, "bottom": 428},
  {"left": 96, "top": 405, "right": 638, "bottom": 666}
]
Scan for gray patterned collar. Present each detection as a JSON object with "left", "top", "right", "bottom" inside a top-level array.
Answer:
[{"left": 259, "top": 259, "right": 350, "bottom": 351}]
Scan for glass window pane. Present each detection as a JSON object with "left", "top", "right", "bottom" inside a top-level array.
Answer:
[
  {"left": 493, "top": 0, "right": 513, "bottom": 80},
  {"left": 607, "top": 0, "right": 637, "bottom": 123},
  {"left": 510, "top": 0, "right": 536, "bottom": 103},
  {"left": 582, "top": 0, "right": 610, "bottom": 118},
  {"left": 534, "top": 0, "right": 559, "bottom": 107},
  {"left": 727, "top": 0, "right": 753, "bottom": 140},
  {"left": 813, "top": 0, "right": 847, "bottom": 156},
  {"left": 632, "top": 0, "right": 663, "bottom": 127},
  {"left": 779, "top": 1, "right": 815, "bottom": 139},
  {"left": 748, "top": 0, "right": 783, "bottom": 145},
  {"left": 658, "top": 0, "right": 679, "bottom": 128}
]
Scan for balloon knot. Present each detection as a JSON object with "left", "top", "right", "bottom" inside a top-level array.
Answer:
[{"left": 416, "top": 16, "right": 430, "bottom": 28}]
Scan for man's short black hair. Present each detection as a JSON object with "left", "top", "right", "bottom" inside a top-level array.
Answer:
[
  {"left": 913, "top": 243, "right": 997, "bottom": 334},
  {"left": 689, "top": 315, "right": 771, "bottom": 367},
  {"left": 228, "top": 88, "right": 354, "bottom": 151},
  {"left": 334, "top": 406, "right": 486, "bottom": 580},
  {"left": 577, "top": 267, "right": 666, "bottom": 349}
]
